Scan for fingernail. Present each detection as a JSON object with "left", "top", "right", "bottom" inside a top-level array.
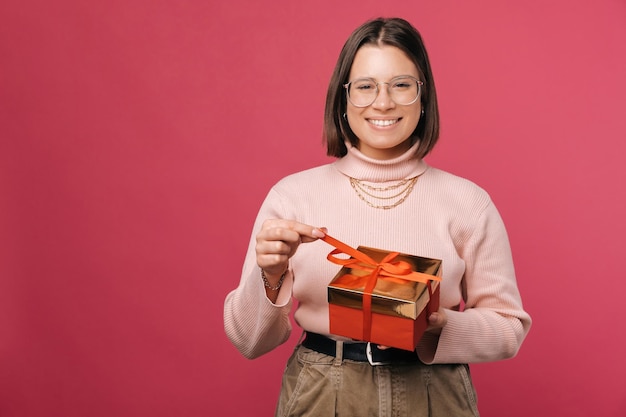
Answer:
[{"left": 312, "top": 228, "right": 326, "bottom": 238}]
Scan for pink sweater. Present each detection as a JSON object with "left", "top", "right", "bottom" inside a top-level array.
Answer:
[{"left": 224, "top": 142, "right": 531, "bottom": 363}]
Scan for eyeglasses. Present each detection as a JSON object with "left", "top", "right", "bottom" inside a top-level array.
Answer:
[{"left": 344, "top": 76, "right": 423, "bottom": 107}]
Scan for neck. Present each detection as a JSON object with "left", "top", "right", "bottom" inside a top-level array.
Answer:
[{"left": 334, "top": 140, "right": 428, "bottom": 182}]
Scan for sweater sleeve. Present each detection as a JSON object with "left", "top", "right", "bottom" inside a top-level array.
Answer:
[
  {"left": 417, "top": 201, "right": 532, "bottom": 364},
  {"left": 223, "top": 188, "right": 295, "bottom": 359}
]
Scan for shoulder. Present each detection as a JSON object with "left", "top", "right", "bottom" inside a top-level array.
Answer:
[
  {"left": 272, "top": 163, "right": 339, "bottom": 191},
  {"left": 258, "top": 162, "right": 341, "bottom": 220},
  {"left": 421, "top": 165, "right": 493, "bottom": 212},
  {"left": 423, "top": 165, "right": 490, "bottom": 196},
  {"left": 421, "top": 165, "right": 509, "bottom": 248}
]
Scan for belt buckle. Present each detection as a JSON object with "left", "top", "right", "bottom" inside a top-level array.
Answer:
[{"left": 366, "top": 342, "right": 390, "bottom": 366}]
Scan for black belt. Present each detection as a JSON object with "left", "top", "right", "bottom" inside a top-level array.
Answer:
[{"left": 302, "top": 332, "right": 420, "bottom": 365}]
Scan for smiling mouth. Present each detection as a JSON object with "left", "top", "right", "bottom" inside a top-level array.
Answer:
[{"left": 368, "top": 118, "right": 400, "bottom": 127}]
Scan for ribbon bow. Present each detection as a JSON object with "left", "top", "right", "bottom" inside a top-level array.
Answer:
[{"left": 322, "top": 234, "right": 440, "bottom": 341}]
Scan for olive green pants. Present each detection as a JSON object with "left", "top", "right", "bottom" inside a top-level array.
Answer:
[{"left": 275, "top": 344, "right": 480, "bottom": 417}]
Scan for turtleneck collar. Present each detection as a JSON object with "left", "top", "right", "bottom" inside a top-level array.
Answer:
[{"left": 333, "top": 140, "right": 429, "bottom": 182}]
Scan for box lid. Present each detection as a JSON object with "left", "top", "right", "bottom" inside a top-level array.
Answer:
[{"left": 328, "top": 246, "right": 441, "bottom": 319}]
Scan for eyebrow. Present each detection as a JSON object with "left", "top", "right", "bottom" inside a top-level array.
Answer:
[{"left": 349, "top": 75, "right": 419, "bottom": 82}]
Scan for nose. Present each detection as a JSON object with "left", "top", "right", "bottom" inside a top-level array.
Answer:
[{"left": 371, "top": 82, "right": 395, "bottom": 110}]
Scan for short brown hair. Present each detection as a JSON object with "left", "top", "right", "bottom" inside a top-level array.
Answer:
[{"left": 323, "top": 17, "right": 440, "bottom": 159}]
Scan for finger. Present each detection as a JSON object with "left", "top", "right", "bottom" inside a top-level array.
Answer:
[
  {"left": 258, "top": 222, "right": 300, "bottom": 245},
  {"left": 282, "top": 220, "right": 326, "bottom": 242},
  {"left": 256, "top": 252, "right": 290, "bottom": 272},
  {"left": 261, "top": 219, "right": 326, "bottom": 242},
  {"left": 256, "top": 220, "right": 326, "bottom": 274},
  {"left": 256, "top": 239, "right": 292, "bottom": 256},
  {"left": 428, "top": 312, "right": 441, "bottom": 325},
  {"left": 427, "top": 311, "right": 447, "bottom": 329}
]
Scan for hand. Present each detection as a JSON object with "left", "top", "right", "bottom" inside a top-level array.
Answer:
[
  {"left": 256, "top": 219, "right": 326, "bottom": 283},
  {"left": 426, "top": 310, "right": 447, "bottom": 335}
]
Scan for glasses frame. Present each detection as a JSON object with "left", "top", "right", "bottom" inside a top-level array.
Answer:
[{"left": 343, "top": 75, "right": 424, "bottom": 108}]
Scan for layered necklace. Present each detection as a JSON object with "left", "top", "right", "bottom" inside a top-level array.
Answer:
[{"left": 349, "top": 175, "right": 419, "bottom": 210}]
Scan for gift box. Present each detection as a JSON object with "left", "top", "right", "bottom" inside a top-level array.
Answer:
[{"left": 323, "top": 235, "right": 441, "bottom": 351}]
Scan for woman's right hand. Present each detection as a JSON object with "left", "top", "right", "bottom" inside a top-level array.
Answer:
[{"left": 255, "top": 219, "right": 326, "bottom": 286}]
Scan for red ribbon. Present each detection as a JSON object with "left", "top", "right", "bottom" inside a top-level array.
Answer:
[{"left": 322, "top": 234, "right": 440, "bottom": 341}]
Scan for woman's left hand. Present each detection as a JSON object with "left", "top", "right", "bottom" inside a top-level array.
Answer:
[{"left": 426, "top": 309, "right": 447, "bottom": 335}]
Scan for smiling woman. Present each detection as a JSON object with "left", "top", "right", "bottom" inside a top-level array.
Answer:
[
  {"left": 345, "top": 45, "right": 424, "bottom": 159},
  {"left": 323, "top": 17, "right": 440, "bottom": 162},
  {"left": 224, "top": 16, "right": 531, "bottom": 417}
]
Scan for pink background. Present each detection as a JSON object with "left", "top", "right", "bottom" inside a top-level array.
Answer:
[{"left": 1, "top": 0, "right": 625, "bottom": 416}]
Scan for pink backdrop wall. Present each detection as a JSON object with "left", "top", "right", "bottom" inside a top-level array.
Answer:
[{"left": 1, "top": 1, "right": 625, "bottom": 416}]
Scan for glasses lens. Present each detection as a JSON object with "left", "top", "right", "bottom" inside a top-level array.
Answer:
[
  {"left": 389, "top": 77, "right": 420, "bottom": 105},
  {"left": 347, "top": 77, "right": 421, "bottom": 107},
  {"left": 348, "top": 79, "right": 378, "bottom": 107}
]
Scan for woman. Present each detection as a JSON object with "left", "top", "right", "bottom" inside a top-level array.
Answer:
[{"left": 224, "top": 17, "right": 531, "bottom": 417}]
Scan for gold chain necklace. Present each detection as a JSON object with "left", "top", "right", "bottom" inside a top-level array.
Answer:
[{"left": 349, "top": 176, "right": 419, "bottom": 210}]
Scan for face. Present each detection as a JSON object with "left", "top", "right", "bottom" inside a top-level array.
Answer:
[{"left": 346, "top": 45, "right": 422, "bottom": 160}]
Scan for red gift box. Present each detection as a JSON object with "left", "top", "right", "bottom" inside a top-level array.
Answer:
[{"left": 322, "top": 235, "right": 441, "bottom": 351}]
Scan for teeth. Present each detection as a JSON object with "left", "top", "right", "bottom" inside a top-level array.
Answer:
[{"left": 369, "top": 119, "right": 399, "bottom": 127}]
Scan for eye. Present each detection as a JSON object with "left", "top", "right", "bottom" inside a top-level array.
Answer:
[
  {"left": 352, "top": 80, "right": 376, "bottom": 91},
  {"left": 391, "top": 78, "right": 414, "bottom": 89}
]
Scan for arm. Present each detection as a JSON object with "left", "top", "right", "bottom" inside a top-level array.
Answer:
[
  {"left": 418, "top": 202, "right": 532, "bottom": 364},
  {"left": 223, "top": 189, "right": 325, "bottom": 359}
]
